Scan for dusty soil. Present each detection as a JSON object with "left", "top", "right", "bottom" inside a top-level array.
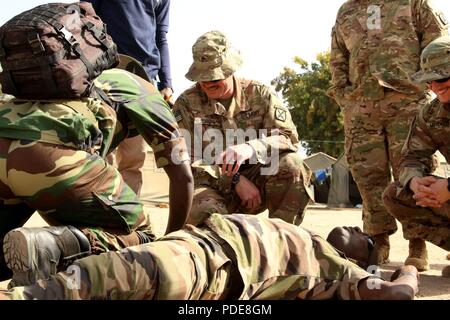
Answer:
[{"left": 2, "top": 204, "right": 449, "bottom": 300}]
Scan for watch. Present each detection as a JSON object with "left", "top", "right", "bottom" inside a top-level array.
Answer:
[{"left": 231, "top": 172, "right": 241, "bottom": 190}]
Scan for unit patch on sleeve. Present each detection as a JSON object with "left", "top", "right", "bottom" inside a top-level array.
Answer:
[{"left": 274, "top": 108, "right": 287, "bottom": 122}]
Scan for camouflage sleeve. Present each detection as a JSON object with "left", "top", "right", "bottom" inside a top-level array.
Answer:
[
  {"left": 327, "top": 22, "right": 351, "bottom": 107},
  {"left": 414, "top": 0, "right": 449, "bottom": 49},
  {"left": 98, "top": 69, "right": 189, "bottom": 167},
  {"left": 398, "top": 109, "right": 438, "bottom": 189},
  {"left": 246, "top": 86, "right": 299, "bottom": 165},
  {"left": 88, "top": 98, "right": 117, "bottom": 158}
]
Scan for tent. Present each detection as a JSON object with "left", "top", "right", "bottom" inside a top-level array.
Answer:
[
  {"left": 327, "top": 155, "right": 362, "bottom": 208},
  {"left": 303, "top": 152, "right": 336, "bottom": 204}
]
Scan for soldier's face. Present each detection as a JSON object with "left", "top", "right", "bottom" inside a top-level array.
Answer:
[
  {"left": 200, "top": 76, "right": 235, "bottom": 100},
  {"left": 327, "top": 226, "right": 376, "bottom": 270},
  {"left": 428, "top": 77, "right": 450, "bottom": 103}
]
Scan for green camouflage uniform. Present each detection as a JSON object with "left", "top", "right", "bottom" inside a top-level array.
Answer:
[
  {"left": 173, "top": 77, "right": 312, "bottom": 226},
  {"left": 0, "top": 69, "right": 189, "bottom": 259},
  {"left": 328, "top": 0, "right": 448, "bottom": 236},
  {"left": 1, "top": 214, "right": 374, "bottom": 300}
]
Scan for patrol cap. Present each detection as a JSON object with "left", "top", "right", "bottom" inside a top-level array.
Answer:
[
  {"left": 412, "top": 36, "right": 450, "bottom": 84},
  {"left": 185, "top": 30, "right": 243, "bottom": 82},
  {"left": 116, "top": 54, "right": 150, "bottom": 82}
]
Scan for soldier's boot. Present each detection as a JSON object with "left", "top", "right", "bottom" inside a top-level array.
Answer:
[
  {"left": 373, "top": 233, "right": 390, "bottom": 264},
  {"left": 3, "top": 226, "right": 91, "bottom": 287},
  {"left": 404, "top": 238, "right": 429, "bottom": 272}
]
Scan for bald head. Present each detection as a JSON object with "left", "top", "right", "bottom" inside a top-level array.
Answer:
[{"left": 327, "top": 226, "right": 378, "bottom": 269}]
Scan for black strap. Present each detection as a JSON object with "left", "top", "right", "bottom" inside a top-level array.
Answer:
[
  {"left": 27, "top": 32, "right": 45, "bottom": 55},
  {"left": 85, "top": 22, "right": 109, "bottom": 49},
  {"left": 72, "top": 43, "right": 95, "bottom": 79},
  {"left": 93, "top": 86, "right": 117, "bottom": 111}
]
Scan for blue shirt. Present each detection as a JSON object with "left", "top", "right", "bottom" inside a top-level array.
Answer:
[{"left": 84, "top": 0, "right": 172, "bottom": 90}]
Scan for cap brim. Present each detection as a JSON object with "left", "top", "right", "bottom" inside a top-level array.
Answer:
[
  {"left": 411, "top": 68, "right": 450, "bottom": 84},
  {"left": 185, "top": 65, "right": 228, "bottom": 82},
  {"left": 116, "top": 54, "right": 150, "bottom": 82}
]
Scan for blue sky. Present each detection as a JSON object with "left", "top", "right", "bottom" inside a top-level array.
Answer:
[{"left": 1, "top": 0, "right": 449, "bottom": 97}]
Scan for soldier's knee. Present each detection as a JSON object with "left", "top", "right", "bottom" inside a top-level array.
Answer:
[
  {"left": 274, "top": 153, "right": 306, "bottom": 180},
  {"left": 382, "top": 183, "right": 398, "bottom": 206},
  {"left": 382, "top": 183, "right": 411, "bottom": 220}
]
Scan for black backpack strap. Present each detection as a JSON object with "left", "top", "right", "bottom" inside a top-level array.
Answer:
[{"left": 92, "top": 86, "right": 130, "bottom": 135}]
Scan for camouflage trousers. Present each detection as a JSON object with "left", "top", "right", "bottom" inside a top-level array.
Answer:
[
  {"left": 343, "top": 92, "right": 429, "bottom": 236},
  {"left": 0, "top": 139, "right": 154, "bottom": 280},
  {"left": 0, "top": 216, "right": 368, "bottom": 300},
  {"left": 383, "top": 183, "right": 450, "bottom": 250},
  {"left": 188, "top": 152, "right": 312, "bottom": 226},
  {"left": 106, "top": 134, "right": 147, "bottom": 196}
]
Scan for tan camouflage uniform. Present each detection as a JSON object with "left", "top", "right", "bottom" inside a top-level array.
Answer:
[
  {"left": 328, "top": 0, "right": 448, "bottom": 236},
  {"left": 0, "top": 69, "right": 189, "bottom": 279},
  {"left": 0, "top": 214, "right": 374, "bottom": 300},
  {"left": 383, "top": 98, "right": 450, "bottom": 250},
  {"left": 383, "top": 36, "right": 450, "bottom": 251},
  {"left": 173, "top": 31, "right": 312, "bottom": 226}
]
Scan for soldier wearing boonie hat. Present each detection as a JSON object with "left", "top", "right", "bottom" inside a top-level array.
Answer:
[
  {"left": 185, "top": 30, "right": 243, "bottom": 82},
  {"left": 173, "top": 30, "right": 313, "bottom": 227},
  {"left": 383, "top": 35, "right": 450, "bottom": 278},
  {"left": 412, "top": 36, "right": 450, "bottom": 84}
]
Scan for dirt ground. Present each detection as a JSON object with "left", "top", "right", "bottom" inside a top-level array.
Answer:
[{"left": 1, "top": 203, "right": 449, "bottom": 300}]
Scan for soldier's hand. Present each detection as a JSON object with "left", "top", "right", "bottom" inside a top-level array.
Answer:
[
  {"left": 427, "top": 178, "right": 450, "bottom": 205},
  {"left": 217, "top": 144, "right": 255, "bottom": 176},
  {"left": 410, "top": 176, "right": 440, "bottom": 207},
  {"left": 235, "top": 175, "right": 262, "bottom": 211},
  {"left": 160, "top": 87, "right": 174, "bottom": 107}
]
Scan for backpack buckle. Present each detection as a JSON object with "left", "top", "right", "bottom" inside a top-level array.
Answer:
[{"left": 57, "top": 25, "right": 77, "bottom": 46}]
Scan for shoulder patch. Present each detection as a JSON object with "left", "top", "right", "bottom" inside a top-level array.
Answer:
[
  {"left": 274, "top": 108, "right": 287, "bottom": 122},
  {"left": 438, "top": 12, "right": 449, "bottom": 26}
]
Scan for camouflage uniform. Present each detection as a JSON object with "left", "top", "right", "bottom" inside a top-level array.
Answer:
[
  {"left": 173, "top": 31, "right": 312, "bottom": 226},
  {"left": 1, "top": 214, "right": 374, "bottom": 300},
  {"left": 0, "top": 69, "right": 189, "bottom": 277},
  {"left": 328, "top": 0, "right": 448, "bottom": 236},
  {"left": 383, "top": 98, "right": 450, "bottom": 250},
  {"left": 383, "top": 36, "right": 450, "bottom": 251}
]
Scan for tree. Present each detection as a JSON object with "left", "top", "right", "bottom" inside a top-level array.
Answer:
[{"left": 271, "top": 52, "right": 344, "bottom": 158}]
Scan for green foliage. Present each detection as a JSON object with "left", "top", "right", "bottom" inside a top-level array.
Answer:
[{"left": 271, "top": 52, "right": 344, "bottom": 158}]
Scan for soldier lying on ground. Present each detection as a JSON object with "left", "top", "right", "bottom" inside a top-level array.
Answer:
[
  {"left": 173, "top": 31, "right": 313, "bottom": 227},
  {"left": 383, "top": 35, "right": 450, "bottom": 277},
  {"left": 0, "top": 214, "right": 418, "bottom": 300},
  {"left": 0, "top": 66, "right": 193, "bottom": 287}
]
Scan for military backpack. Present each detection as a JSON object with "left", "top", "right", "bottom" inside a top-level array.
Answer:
[{"left": 0, "top": 2, "right": 119, "bottom": 99}]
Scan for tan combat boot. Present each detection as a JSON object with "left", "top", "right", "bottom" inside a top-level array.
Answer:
[
  {"left": 373, "top": 233, "right": 390, "bottom": 264},
  {"left": 405, "top": 238, "right": 429, "bottom": 272}
]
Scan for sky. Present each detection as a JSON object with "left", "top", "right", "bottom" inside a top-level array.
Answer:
[{"left": 0, "top": 0, "right": 449, "bottom": 98}]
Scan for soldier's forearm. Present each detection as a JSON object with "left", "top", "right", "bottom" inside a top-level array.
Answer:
[{"left": 165, "top": 161, "right": 194, "bottom": 234}]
